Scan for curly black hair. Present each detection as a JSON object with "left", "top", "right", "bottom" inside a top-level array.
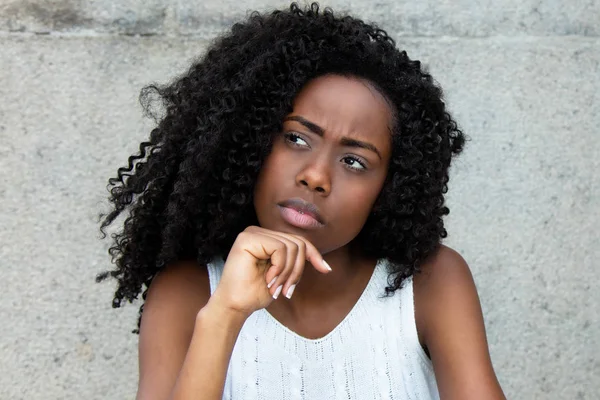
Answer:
[{"left": 98, "top": 2, "right": 466, "bottom": 333}]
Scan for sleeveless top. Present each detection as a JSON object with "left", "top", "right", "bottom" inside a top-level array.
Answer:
[{"left": 206, "top": 256, "right": 440, "bottom": 400}]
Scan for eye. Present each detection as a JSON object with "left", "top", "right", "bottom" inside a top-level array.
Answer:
[
  {"left": 342, "top": 156, "right": 367, "bottom": 171},
  {"left": 284, "top": 132, "right": 309, "bottom": 148},
  {"left": 284, "top": 132, "right": 367, "bottom": 171}
]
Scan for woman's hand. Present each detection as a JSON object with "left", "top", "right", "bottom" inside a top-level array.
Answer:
[{"left": 208, "top": 225, "right": 332, "bottom": 318}]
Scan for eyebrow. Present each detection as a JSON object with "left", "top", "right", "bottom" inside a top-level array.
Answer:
[{"left": 283, "top": 115, "right": 382, "bottom": 160}]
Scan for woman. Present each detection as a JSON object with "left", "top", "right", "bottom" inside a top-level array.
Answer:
[{"left": 98, "top": 3, "right": 506, "bottom": 399}]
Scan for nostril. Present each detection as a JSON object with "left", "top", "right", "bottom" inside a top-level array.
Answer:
[
  {"left": 316, "top": 187, "right": 325, "bottom": 193},
  {"left": 300, "top": 180, "right": 308, "bottom": 186}
]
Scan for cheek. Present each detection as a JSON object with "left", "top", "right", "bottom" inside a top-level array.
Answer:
[
  {"left": 254, "top": 147, "right": 287, "bottom": 199},
  {"left": 335, "top": 171, "right": 388, "bottom": 224},
  {"left": 338, "top": 186, "right": 379, "bottom": 220}
]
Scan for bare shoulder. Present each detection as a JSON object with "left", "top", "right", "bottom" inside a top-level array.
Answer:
[
  {"left": 413, "top": 244, "right": 472, "bottom": 291},
  {"left": 413, "top": 244, "right": 479, "bottom": 346},
  {"left": 413, "top": 245, "right": 475, "bottom": 346},
  {"left": 136, "top": 260, "right": 212, "bottom": 400},
  {"left": 142, "top": 260, "right": 211, "bottom": 320},
  {"left": 413, "top": 245, "right": 505, "bottom": 399}
]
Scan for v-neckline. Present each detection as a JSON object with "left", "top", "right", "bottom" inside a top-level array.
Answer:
[{"left": 258, "top": 258, "right": 384, "bottom": 343}]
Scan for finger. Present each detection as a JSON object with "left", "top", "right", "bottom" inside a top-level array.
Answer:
[
  {"left": 272, "top": 233, "right": 306, "bottom": 299},
  {"left": 254, "top": 231, "right": 299, "bottom": 295},
  {"left": 239, "top": 231, "right": 288, "bottom": 281},
  {"left": 285, "top": 233, "right": 332, "bottom": 274},
  {"left": 248, "top": 227, "right": 303, "bottom": 285},
  {"left": 248, "top": 226, "right": 331, "bottom": 274},
  {"left": 282, "top": 238, "right": 306, "bottom": 299},
  {"left": 248, "top": 228, "right": 331, "bottom": 301},
  {"left": 248, "top": 232, "right": 300, "bottom": 299},
  {"left": 257, "top": 231, "right": 303, "bottom": 297}
]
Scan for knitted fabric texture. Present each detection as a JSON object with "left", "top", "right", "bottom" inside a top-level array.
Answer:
[{"left": 207, "top": 257, "right": 440, "bottom": 400}]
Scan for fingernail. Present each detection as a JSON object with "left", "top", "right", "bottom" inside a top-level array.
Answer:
[
  {"left": 285, "top": 284, "right": 296, "bottom": 299},
  {"left": 267, "top": 276, "right": 278, "bottom": 289},
  {"left": 273, "top": 285, "right": 283, "bottom": 299},
  {"left": 323, "top": 259, "right": 332, "bottom": 271}
]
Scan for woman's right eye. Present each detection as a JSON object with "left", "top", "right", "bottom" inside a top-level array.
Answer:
[{"left": 284, "top": 132, "right": 309, "bottom": 148}]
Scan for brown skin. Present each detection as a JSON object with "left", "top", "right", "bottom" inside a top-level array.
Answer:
[
  {"left": 136, "top": 74, "right": 505, "bottom": 400},
  {"left": 415, "top": 246, "right": 505, "bottom": 399},
  {"left": 252, "top": 74, "right": 393, "bottom": 336}
]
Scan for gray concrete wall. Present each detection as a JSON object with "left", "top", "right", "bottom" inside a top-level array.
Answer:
[{"left": 1, "top": 1, "right": 598, "bottom": 399}]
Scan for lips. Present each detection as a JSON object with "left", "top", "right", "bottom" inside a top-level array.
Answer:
[{"left": 277, "top": 197, "right": 324, "bottom": 224}]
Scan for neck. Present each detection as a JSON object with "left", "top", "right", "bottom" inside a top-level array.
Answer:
[{"left": 283, "top": 242, "right": 376, "bottom": 311}]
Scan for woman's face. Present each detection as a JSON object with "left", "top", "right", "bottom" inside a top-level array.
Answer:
[{"left": 253, "top": 74, "right": 393, "bottom": 254}]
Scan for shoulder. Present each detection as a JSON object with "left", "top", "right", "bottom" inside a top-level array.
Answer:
[
  {"left": 140, "top": 259, "right": 211, "bottom": 337},
  {"left": 137, "top": 260, "right": 212, "bottom": 400},
  {"left": 413, "top": 244, "right": 478, "bottom": 347},
  {"left": 413, "top": 245, "right": 506, "bottom": 399},
  {"left": 413, "top": 244, "right": 474, "bottom": 305},
  {"left": 414, "top": 244, "right": 471, "bottom": 284},
  {"left": 144, "top": 260, "right": 211, "bottom": 313}
]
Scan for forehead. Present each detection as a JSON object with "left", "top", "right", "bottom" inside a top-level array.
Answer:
[{"left": 288, "top": 74, "right": 394, "bottom": 140}]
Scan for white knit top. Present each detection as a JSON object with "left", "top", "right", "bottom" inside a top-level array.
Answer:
[{"left": 206, "top": 256, "right": 439, "bottom": 400}]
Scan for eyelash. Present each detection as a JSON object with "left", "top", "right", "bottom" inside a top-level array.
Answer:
[{"left": 283, "top": 132, "right": 368, "bottom": 172}]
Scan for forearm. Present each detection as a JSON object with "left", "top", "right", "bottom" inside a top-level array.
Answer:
[{"left": 168, "top": 300, "right": 247, "bottom": 400}]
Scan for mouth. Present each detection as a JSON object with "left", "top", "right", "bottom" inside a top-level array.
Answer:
[{"left": 277, "top": 198, "right": 325, "bottom": 229}]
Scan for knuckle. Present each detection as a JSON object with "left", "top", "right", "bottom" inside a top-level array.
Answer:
[
  {"left": 271, "top": 263, "right": 284, "bottom": 273},
  {"left": 238, "top": 230, "right": 255, "bottom": 241}
]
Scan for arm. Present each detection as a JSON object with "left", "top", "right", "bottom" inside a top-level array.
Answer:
[
  {"left": 414, "top": 245, "right": 506, "bottom": 400},
  {"left": 136, "top": 261, "right": 247, "bottom": 400},
  {"left": 169, "top": 300, "right": 247, "bottom": 400},
  {"left": 136, "top": 227, "right": 327, "bottom": 400}
]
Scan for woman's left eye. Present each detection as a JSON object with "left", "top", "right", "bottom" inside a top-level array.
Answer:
[{"left": 342, "top": 156, "right": 367, "bottom": 171}]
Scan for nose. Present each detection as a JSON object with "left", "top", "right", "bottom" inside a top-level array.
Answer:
[{"left": 296, "top": 159, "right": 331, "bottom": 195}]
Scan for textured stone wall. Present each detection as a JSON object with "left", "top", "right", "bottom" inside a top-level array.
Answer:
[{"left": 1, "top": 1, "right": 598, "bottom": 399}]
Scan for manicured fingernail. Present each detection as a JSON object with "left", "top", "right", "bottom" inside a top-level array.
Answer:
[
  {"left": 323, "top": 259, "right": 332, "bottom": 271},
  {"left": 285, "top": 284, "right": 296, "bottom": 299},
  {"left": 273, "top": 285, "right": 283, "bottom": 299},
  {"left": 267, "top": 276, "right": 278, "bottom": 289}
]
